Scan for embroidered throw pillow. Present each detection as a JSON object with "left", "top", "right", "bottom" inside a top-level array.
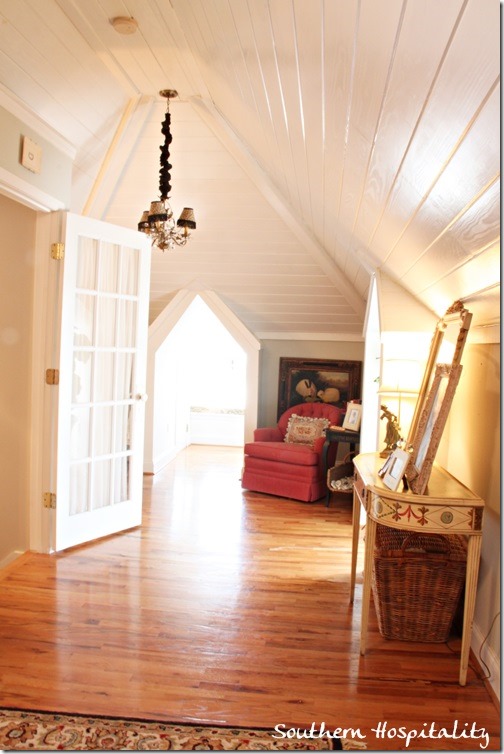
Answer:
[{"left": 284, "top": 414, "right": 330, "bottom": 447}]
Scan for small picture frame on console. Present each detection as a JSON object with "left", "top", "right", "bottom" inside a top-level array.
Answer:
[{"left": 382, "top": 447, "right": 411, "bottom": 491}]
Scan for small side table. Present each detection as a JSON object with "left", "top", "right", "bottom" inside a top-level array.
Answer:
[
  {"left": 351, "top": 452, "right": 484, "bottom": 686},
  {"left": 323, "top": 427, "right": 360, "bottom": 506}
]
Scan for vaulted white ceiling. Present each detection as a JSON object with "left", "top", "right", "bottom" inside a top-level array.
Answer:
[{"left": 0, "top": 0, "right": 499, "bottom": 339}]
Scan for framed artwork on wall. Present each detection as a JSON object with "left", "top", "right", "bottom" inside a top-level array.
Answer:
[{"left": 277, "top": 358, "right": 362, "bottom": 418}]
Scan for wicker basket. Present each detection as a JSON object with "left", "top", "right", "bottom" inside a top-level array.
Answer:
[
  {"left": 327, "top": 452, "right": 356, "bottom": 504},
  {"left": 372, "top": 526, "right": 467, "bottom": 642}
]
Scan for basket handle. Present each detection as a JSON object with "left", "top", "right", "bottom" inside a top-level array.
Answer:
[
  {"left": 401, "top": 533, "right": 450, "bottom": 555},
  {"left": 342, "top": 450, "right": 358, "bottom": 464}
]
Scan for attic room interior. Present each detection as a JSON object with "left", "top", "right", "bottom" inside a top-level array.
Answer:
[{"left": 0, "top": 0, "right": 500, "bottom": 750}]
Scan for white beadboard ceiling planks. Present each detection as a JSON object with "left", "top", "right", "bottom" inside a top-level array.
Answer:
[
  {"left": 0, "top": 0, "right": 498, "bottom": 339},
  {"left": 190, "top": 96, "right": 366, "bottom": 316},
  {"left": 321, "top": 0, "right": 358, "bottom": 264},
  {"left": 0, "top": 0, "right": 122, "bottom": 145},
  {"left": 386, "top": 89, "right": 500, "bottom": 279},
  {"left": 335, "top": 0, "right": 406, "bottom": 251},
  {"left": 371, "top": 0, "right": 499, "bottom": 262},
  {"left": 353, "top": 0, "right": 466, "bottom": 253}
]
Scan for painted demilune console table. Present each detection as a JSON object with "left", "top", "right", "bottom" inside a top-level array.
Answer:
[{"left": 351, "top": 452, "right": 484, "bottom": 686}]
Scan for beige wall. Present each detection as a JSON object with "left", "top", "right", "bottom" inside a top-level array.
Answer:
[
  {"left": 437, "top": 342, "right": 500, "bottom": 689},
  {"left": 0, "top": 195, "right": 36, "bottom": 564},
  {"left": 258, "top": 338, "right": 365, "bottom": 427}
]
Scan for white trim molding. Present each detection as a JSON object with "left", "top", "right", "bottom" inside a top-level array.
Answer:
[{"left": 0, "top": 167, "right": 66, "bottom": 212}]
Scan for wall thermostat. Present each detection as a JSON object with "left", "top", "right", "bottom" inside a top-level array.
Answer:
[{"left": 21, "top": 135, "right": 42, "bottom": 174}]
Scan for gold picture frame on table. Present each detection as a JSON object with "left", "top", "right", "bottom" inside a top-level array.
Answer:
[
  {"left": 405, "top": 301, "right": 472, "bottom": 494},
  {"left": 406, "top": 301, "right": 472, "bottom": 449},
  {"left": 406, "top": 363, "right": 463, "bottom": 494}
]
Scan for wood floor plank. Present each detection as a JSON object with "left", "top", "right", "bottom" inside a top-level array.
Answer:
[{"left": 0, "top": 445, "right": 499, "bottom": 750}]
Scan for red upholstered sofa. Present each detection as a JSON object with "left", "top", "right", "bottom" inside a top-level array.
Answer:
[{"left": 241, "top": 402, "right": 344, "bottom": 503}]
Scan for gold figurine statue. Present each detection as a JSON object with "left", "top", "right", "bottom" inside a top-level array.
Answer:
[{"left": 379, "top": 405, "right": 402, "bottom": 457}]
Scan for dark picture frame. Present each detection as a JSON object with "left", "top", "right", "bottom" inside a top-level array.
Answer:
[{"left": 277, "top": 358, "right": 362, "bottom": 418}]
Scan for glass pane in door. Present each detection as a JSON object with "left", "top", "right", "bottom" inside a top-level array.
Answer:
[
  {"left": 94, "top": 352, "right": 115, "bottom": 402},
  {"left": 69, "top": 463, "right": 89, "bottom": 516},
  {"left": 72, "top": 352, "right": 92, "bottom": 404},
  {"left": 76, "top": 238, "right": 97, "bottom": 289},
  {"left": 113, "top": 456, "right": 130, "bottom": 504},
  {"left": 119, "top": 247, "right": 139, "bottom": 295},
  {"left": 99, "top": 242, "right": 119, "bottom": 292},
  {"left": 70, "top": 407, "right": 91, "bottom": 461}
]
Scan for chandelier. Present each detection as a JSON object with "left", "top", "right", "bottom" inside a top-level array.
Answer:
[{"left": 138, "top": 89, "right": 196, "bottom": 251}]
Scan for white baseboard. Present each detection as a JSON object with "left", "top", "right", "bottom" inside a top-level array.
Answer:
[
  {"left": 0, "top": 550, "right": 26, "bottom": 571},
  {"left": 472, "top": 622, "right": 500, "bottom": 701},
  {"left": 145, "top": 445, "right": 185, "bottom": 475}
]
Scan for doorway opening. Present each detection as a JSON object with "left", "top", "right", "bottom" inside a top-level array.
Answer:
[
  {"left": 144, "top": 291, "right": 260, "bottom": 474},
  {"left": 177, "top": 295, "right": 246, "bottom": 446}
]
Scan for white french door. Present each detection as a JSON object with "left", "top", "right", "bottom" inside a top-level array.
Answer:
[{"left": 38, "top": 212, "right": 151, "bottom": 551}]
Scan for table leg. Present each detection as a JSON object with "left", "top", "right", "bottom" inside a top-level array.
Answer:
[
  {"left": 323, "top": 438, "right": 330, "bottom": 506},
  {"left": 350, "top": 489, "right": 360, "bottom": 602},
  {"left": 360, "top": 516, "right": 377, "bottom": 655},
  {"left": 459, "top": 535, "right": 482, "bottom": 686}
]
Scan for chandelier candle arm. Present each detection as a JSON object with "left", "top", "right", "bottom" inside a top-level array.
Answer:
[{"left": 138, "top": 89, "right": 196, "bottom": 251}]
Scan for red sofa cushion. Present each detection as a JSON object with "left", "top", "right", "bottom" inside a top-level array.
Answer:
[
  {"left": 242, "top": 456, "right": 321, "bottom": 481},
  {"left": 243, "top": 440, "right": 319, "bottom": 466}
]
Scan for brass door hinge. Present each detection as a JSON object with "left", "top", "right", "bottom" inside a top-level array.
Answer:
[
  {"left": 43, "top": 492, "right": 56, "bottom": 509},
  {"left": 45, "top": 368, "right": 60, "bottom": 385},
  {"left": 51, "top": 242, "right": 65, "bottom": 260}
]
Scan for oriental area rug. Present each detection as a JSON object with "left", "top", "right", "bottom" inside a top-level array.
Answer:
[{"left": 0, "top": 708, "right": 367, "bottom": 751}]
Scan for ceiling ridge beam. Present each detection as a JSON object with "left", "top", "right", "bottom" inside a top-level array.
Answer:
[
  {"left": 189, "top": 96, "right": 366, "bottom": 320},
  {"left": 82, "top": 95, "right": 155, "bottom": 219}
]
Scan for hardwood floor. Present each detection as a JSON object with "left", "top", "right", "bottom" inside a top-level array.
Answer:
[{"left": 0, "top": 445, "right": 500, "bottom": 750}]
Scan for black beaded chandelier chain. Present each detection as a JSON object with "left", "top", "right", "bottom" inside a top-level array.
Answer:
[{"left": 138, "top": 90, "right": 196, "bottom": 251}]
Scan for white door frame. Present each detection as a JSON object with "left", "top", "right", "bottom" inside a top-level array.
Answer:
[
  {"left": 30, "top": 211, "right": 59, "bottom": 552},
  {"left": 144, "top": 290, "right": 260, "bottom": 474}
]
